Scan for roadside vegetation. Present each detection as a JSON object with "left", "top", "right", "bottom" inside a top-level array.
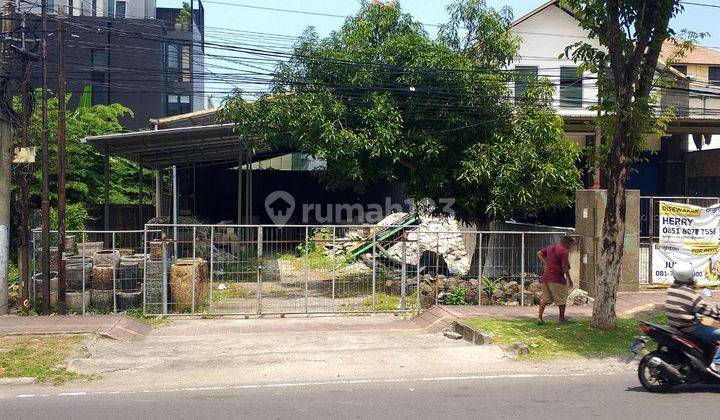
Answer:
[
  {"left": 467, "top": 314, "right": 667, "bottom": 359},
  {"left": 0, "top": 334, "right": 94, "bottom": 385}
]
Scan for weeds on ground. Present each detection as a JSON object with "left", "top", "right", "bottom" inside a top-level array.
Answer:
[
  {"left": 0, "top": 335, "right": 95, "bottom": 385},
  {"left": 278, "top": 251, "right": 348, "bottom": 271},
  {"left": 360, "top": 291, "right": 418, "bottom": 311},
  {"left": 467, "top": 314, "right": 667, "bottom": 360},
  {"left": 126, "top": 308, "right": 168, "bottom": 328},
  {"left": 444, "top": 288, "right": 467, "bottom": 305}
]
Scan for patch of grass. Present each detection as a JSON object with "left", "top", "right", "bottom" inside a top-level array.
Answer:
[
  {"left": 0, "top": 334, "right": 94, "bottom": 385},
  {"left": 361, "top": 291, "right": 418, "bottom": 311},
  {"left": 213, "top": 282, "right": 255, "bottom": 303},
  {"left": 126, "top": 308, "right": 168, "bottom": 328},
  {"left": 466, "top": 314, "right": 667, "bottom": 360},
  {"left": 278, "top": 251, "right": 348, "bottom": 271}
]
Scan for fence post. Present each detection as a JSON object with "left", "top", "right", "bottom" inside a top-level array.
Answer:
[
  {"left": 142, "top": 228, "right": 147, "bottom": 315},
  {"left": 416, "top": 245, "right": 420, "bottom": 314},
  {"left": 81, "top": 232, "right": 86, "bottom": 315},
  {"left": 520, "top": 233, "right": 525, "bottom": 307},
  {"left": 477, "top": 232, "right": 483, "bottom": 306},
  {"left": 372, "top": 227, "right": 377, "bottom": 312},
  {"left": 304, "top": 226, "right": 309, "bottom": 313},
  {"left": 401, "top": 235, "right": 407, "bottom": 311},
  {"left": 112, "top": 232, "right": 117, "bottom": 313},
  {"left": 209, "top": 227, "right": 214, "bottom": 315},
  {"left": 434, "top": 233, "right": 440, "bottom": 305},
  {"left": 162, "top": 237, "right": 168, "bottom": 315},
  {"left": 192, "top": 226, "right": 196, "bottom": 314},
  {"left": 648, "top": 197, "right": 655, "bottom": 284},
  {"left": 257, "top": 226, "right": 263, "bottom": 315},
  {"left": 332, "top": 226, "right": 336, "bottom": 303}
]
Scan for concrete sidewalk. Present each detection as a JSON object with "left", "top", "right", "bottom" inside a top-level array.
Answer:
[
  {"left": 65, "top": 314, "right": 506, "bottom": 391},
  {"left": 0, "top": 314, "right": 151, "bottom": 342}
]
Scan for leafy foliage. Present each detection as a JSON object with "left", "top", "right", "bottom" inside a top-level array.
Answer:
[
  {"left": 13, "top": 91, "right": 152, "bottom": 210},
  {"left": 176, "top": 2, "right": 191, "bottom": 24},
  {"left": 444, "top": 287, "right": 468, "bottom": 305},
  {"left": 220, "top": 0, "right": 581, "bottom": 226}
]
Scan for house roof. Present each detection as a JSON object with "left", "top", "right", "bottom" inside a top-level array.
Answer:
[
  {"left": 661, "top": 41, "right": 720, "bottom": 66},
  {"left": 511, "top": 0, "right": 574, "bottom": 28}
]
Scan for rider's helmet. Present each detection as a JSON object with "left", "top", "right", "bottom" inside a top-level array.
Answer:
[{"left": 672, "top": 261, "right": 696, "bottom": 285}]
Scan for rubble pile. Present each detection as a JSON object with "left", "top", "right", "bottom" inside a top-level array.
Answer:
[{"left": 386, "top": 215, "right": 470, "bottom": 276}]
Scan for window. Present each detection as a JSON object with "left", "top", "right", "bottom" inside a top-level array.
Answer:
[
  {"left": 115, "top": 0, "right": 126, "bottom": 18},
  {"left": 167, "top": 44, "right": 179, "bottom": 70},
  {"left": 166, "top": 43, "right": 191, "bottom": 82},
  {"left": 514, "top": 66, "right": 538, "bottom": 101},
  {"left": 167, "top": 94, "right": 191, "bottom": 116},
  {"left": 90, "top": 49, "right": 108, "bottom": 105},
  {"left": 709, "top": 67, "right": 720, "bottom": 86},
  {"left": 181, "top": 45, "right": 191, "bottom": 82},
  {"left": 560, "top": 66, "right": 583, "bottom": 108},
  {"left": 671, "top": 65, "right": 687, "bottom": 75}
]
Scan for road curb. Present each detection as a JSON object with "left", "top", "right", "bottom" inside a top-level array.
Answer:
[
  {"left": 451, "top": 321, "right": 492, "bottom": 345},
  {"left": 0, "top": 377, "right": 36, "bottom": 387}
]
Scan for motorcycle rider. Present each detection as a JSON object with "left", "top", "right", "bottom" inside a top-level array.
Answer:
[{"left": 665, "top": 261, "right": 720, "bottom": 373}]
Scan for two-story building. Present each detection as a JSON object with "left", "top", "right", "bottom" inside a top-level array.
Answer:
[
  {"left": 17, "top": 0, "right": 205, "bottom": 129},
  {"left": 510, "top": 0, "right": 720, "bottom": 198}
]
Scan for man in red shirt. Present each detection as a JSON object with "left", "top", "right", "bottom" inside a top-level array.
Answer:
[{"left": 536, "top": 235, "right": 575, "bottom": 324}]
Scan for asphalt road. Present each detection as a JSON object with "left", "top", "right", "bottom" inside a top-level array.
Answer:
[{"left": 2, "top": 372, "right": 720, "bottom": 419}]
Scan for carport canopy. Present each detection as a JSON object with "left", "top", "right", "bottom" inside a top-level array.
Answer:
[{"left": 82, "top": 123, "right": 244, "bottom": 169}]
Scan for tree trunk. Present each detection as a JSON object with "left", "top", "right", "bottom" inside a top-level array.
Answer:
[{"left": 592, "top": 145, "right": 631, "bottom": 330}]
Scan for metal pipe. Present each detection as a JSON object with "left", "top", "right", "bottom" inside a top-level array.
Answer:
[
  {"left": 81, "top": 232, "right": 86, "bottom": 315},
  {"left": 520, "top": 233, "right": 525, "bottom": 307},
  {"left": 155, "top": 169, "right": 162, "bottom": 218},
  {"left": 304, "top": 226, "right": 309, "bottom": 314},
  {"left": 257, "top": 226, "right": 263, "bottom": 315},
  {"left": 477, "top": 233, "right": 483, "bottom": 306},
  {"left": 112, "top": 232, "right": 117, "bottom": 313},
  {"left": 191, "top": 226, "right": 196, "bottom": 314},
  {"left": 401, "top": 236, "right": 407, "bottom": 310},
  {"left": 209, "top": 227, "right": 214, "bottom": 315},
  {"left": 332, "top": 226, "right": 336, "bottom": 302},
  {"left": 372, "top": 227, "right": 377, "bottom": 312},
  {"left": 142, "top": 228, "right": 148, "bottom": 315},
  {"left": 172, "top": 165, "right": 178, "bottom": 259},
  {"left": 162, "top": 238, "right": 168, "bottom": 315}
]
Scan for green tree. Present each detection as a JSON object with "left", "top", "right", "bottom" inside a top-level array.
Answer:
[
  {"left": 176, "top": 2, "right": 191, "bottom": 24},
  {"left": 563, "top": 0, "right": 687, "bottom": 329},
  {"left": 220, "top": 0, "right": 581, "bottom": 228},
  {"left": 15, "top": 91, "right": 150, "bottom": 210}
]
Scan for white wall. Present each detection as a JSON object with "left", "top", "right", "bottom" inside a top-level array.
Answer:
[{"left": 510, "top": 5, "right": 602, "bottom": 118}]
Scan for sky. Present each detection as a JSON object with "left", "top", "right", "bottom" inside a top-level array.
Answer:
[
  {"left": 160, "top": 0, "right": 720, "bottom": 42},
  {"left": 156, "top": 0, "right": 720, "bottom": 101}
]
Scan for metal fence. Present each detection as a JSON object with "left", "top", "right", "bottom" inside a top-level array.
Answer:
[
  {"left": 639, "top": 196, "right": 720, "bottom": 284},
  {"left": 142, "top": 224, "right": 567, "bottom": 316},
  {"left": 30, "top": 229, "right": 155, "bottom": 315}
]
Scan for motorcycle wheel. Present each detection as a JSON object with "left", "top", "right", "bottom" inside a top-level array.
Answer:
[{"left": 638, "top": 352, "right": 675, "bottom": 393}]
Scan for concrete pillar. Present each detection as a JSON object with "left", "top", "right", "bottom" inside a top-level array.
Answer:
[{"left": 575, "top": 189, "right": 640, "bottom": 296}]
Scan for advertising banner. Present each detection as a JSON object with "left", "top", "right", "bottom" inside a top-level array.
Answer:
[
  {"left": 654, "top": 201, "right": 720, "bottom": 284},
  {"left": 658, "top": 201, "right": 720, "bottom": 243}
]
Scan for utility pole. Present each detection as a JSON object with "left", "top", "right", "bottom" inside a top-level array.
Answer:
[
  {"left": 40, "top": 0, "right": 51, "bottom": 314},
  {"left": 56, "top": 18, "right": 66, "bottom": 314},
  {"left": 19, "top": 12, "right": 31, "bottom": 315},
  {"left": 0, "top": 0, "right": 15, "bottom": 314}
]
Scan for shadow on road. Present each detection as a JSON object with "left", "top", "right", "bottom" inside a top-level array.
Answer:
[{"left": 626, "top": 384, "right": 720, "bottom": 394}]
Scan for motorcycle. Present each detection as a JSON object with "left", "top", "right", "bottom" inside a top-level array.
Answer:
[{"left": 628, "top": 321, "right": 720, "bottom": 392}]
